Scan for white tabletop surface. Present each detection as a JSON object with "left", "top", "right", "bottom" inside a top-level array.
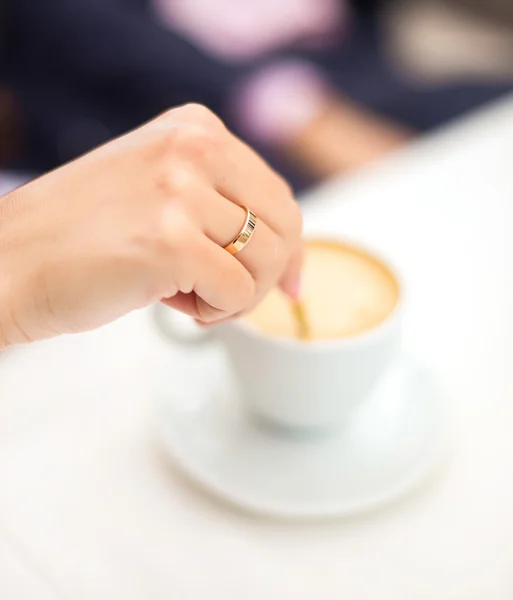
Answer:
[{"left": 1, "top": 97, "right": 513, "bottom": 599}]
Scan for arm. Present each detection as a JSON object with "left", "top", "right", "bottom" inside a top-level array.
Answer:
[
  {"left": 233, "top": 61, "right": 413, "bottom": 179},
  {"left": 286, "top": 98, "right": 413, "bottom": 178},
  {"left": 0, "top": 104, "right": 302, "bottom": 348},
  {"left": 10, "top": 0, "right": 411, "bottom": 179}
]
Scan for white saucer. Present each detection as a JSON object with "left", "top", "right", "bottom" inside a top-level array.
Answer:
[{"left": 156, "top": 350, "right": 447, "bottom": 519}]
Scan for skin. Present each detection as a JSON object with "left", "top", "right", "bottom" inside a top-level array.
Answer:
[
  {"left": 0, "top": 104, "right": 303, "bottom": 349},
  {"left": 287, "top": 97, "right": 413, "bottom": 178}
]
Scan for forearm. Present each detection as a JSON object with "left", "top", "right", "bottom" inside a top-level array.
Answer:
[
  {"left": 231, "top": 61, "right": 412, "bottom": 179},
  {"left": 285, "top": 97, "right": 414, "bottom": 178}
]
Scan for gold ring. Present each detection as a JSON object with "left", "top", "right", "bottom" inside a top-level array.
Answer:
[{"left": 224, "top": 207, "right": 257, "bottom": 255}]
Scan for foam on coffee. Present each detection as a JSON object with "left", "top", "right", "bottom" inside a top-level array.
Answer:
[{"left": 244, "top": 240, "right": 399, "bottom": 341}]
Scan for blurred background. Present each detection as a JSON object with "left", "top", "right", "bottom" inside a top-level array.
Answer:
[{"left": 1, "top": 0, "right": 512, "bottom": 191}]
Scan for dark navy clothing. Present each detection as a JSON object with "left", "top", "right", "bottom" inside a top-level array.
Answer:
[{"left": 3, "top": 0, "right": 512, "bottom": 182}]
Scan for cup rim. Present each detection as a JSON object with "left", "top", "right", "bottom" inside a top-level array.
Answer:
[{"left": 224, "top": 236, "right": 404, "bottom": 353}]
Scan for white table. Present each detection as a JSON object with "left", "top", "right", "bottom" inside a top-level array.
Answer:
[{"left": 1, "top": 98, "right": 513, "bottom": 599}]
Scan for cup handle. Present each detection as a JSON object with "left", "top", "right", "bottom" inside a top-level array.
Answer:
[{"left": 152, "top": 303, "right": 216, "bottom": 346}]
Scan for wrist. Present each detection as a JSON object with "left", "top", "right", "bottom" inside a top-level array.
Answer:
[
  {"left": 0, "top": 260, "right": 31, "bottom": 350},
  {"left": 0, "top": 267, "right": 16, "bottom": 349},
  {"left": 290, "top": 99, "right": 414, "bottom": 177},
  {"left": 0, "top": 192, "right": 39, "bottom": 348},
  {"left": 0, "top": 295, "right": 7, "bottom": 350},
  {"left": 0, "top": 196, "right": 13, "bottom": 349}
]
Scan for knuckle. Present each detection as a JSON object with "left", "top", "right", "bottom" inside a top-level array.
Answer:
[
  {"left": 178, "top": 103, "right": 224, "bottom": 129},
  {"left": 146, "top": 204, "right": 195, "bottom": 258},
  {"left": 156, "top": 163, "right": 196, "bottom": 198},
  {"left": 152, "top": 105, "right": 225, "bottom": 161},
  {"left": 156, "top": 103, "right": 213, "bottom": 123},
  {"left": 164, "top": 208, "right": 196, "bottom": 252},
  {"left": 170, "top": 123, "right": 218, "bottom": 163}
]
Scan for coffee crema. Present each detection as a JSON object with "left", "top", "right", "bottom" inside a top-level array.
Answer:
[{"left": 243, "top": 240, "right": 399, "bottom": 341}]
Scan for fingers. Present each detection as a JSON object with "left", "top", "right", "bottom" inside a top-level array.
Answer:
[
  {"left": 214, "top": 133, "right": 303, "bottom": 249},
  {"left": 184, "top": 184, "right": 291, "bottom": 306},
  {"left": 153, "top": 105, "right": 304, "bottom": 318},
  {"left": 162, "top": 233, "right": 255, "bottom": 322},
  {"left": 155, "top": 103, "right": 226, "bottom": 134},
  {"left": 209, "top": 134, "right": 304, "bottom": 300},
  {"left": 202, "top": 240, "right": 305, "bottom": 324},
  {"left": 279, "top": 240, "right": 305, "bottom": 300},
  {"left": 155, "top": 106, "right": 303, "bottom": 257}
]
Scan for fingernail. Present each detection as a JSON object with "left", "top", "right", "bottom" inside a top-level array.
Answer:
[
  {"left": 289, "top": 274, "right": 302, "bottom": 301},
  {"left": 195, "top": 297, "right": 225, "bottom": 323}
]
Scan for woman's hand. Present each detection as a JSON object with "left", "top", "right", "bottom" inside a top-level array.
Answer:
[
  {"left": 288, "top": 98, "right": 413, "bottom": 178},
  {"left": 0, "top": 104, "right": 303, "bottom": 347}
]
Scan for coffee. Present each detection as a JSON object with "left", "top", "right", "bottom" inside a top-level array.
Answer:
[{"left": 244, "top": 240, "right": 399, "bottom": 341}]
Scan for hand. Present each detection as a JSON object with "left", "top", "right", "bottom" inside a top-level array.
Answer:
[
  {"left": 287, "top": 98, "right": 413, "bottom": 178},
  {"left": 0, "top": 104, "right": 303, "bottom": 347}
]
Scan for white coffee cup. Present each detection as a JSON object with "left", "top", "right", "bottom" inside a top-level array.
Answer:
[{"left": 153, "top": 239, "right": 403, "bottom": 433}]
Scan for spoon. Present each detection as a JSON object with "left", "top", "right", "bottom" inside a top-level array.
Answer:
[{"left": 292, "top": 299, "right": 310, "bottom": 341}]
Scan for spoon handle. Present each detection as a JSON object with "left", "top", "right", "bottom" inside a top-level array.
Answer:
[{"left": 292, "top": 300, "right": 310, "bottom": 341}]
